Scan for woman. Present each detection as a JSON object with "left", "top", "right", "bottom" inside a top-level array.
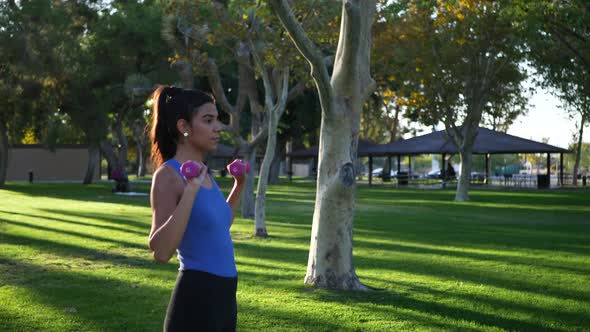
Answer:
[{"left": 148, "top": 86, "right": 244, "bottom": 331}]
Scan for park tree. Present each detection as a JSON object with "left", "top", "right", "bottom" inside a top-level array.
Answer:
[
  {"left": 0, "top": 0, "right": 77, "bottom": 186},
  {"left": 252, "top": 2, "right": 340, "bottom": 236},
  {"left": 481, "top": 82, "right": 529, "bottom": 133},
  {"left": 565, "top": 142, "right": 590, "bottom": 176},
  {"left": 269, "top": 0, "right": 377, "bottom": 289},
  {"left": 366, "top": 1, "right": 428, "bottom": 146},
  {"left": 125, "top": 74, "right": 153, "bottom": 177},
  {"left": 162, "top": 0, "right": 271, "bottom": 223},
  {"left": 82, "top": 0, "right": 172, "bottom": 183},
  {"left": 521, "top": 0, "right": 589, "bottom": 184},
  {"left": 393, "top": 0, "right": 528, "bottom": 201},
  {"left": 559, "top": 81, "right": 589, "bottom": 184},
  {"left": 1, "top": 0, "right": 145, "bottom": 185},
  {"left": 248, "top": 25, "right": 291, "bottom": 237},
  {"left": 162, "top": 0, "right": 318, "bottom": 236},
  {"left": 53, "top": 2, "right": 125, "bottom": 184}
]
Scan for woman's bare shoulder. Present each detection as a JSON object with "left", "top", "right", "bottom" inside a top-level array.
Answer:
[{"left": 151, "top": 164, "right": 184, "bottom": 192}]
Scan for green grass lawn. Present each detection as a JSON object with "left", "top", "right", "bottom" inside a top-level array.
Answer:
[{"left": 1, "top": 180, "right": 589, "bottom": 331}]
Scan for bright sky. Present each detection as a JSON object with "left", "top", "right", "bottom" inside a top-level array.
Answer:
[
  {"left": 508, "top": 86, "right": 579, "bottom": 149},
  {"left": 404, "top": 81, "right": 582, "bottom": 149}
]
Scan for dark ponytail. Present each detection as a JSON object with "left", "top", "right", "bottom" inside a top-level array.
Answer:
[{"left": 149, "top": 86, "right": 216, "bottom": 168}]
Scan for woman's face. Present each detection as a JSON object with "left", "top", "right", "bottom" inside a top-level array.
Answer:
[{"left": 186, "top": 103, "right": 221, "bottom": 152}]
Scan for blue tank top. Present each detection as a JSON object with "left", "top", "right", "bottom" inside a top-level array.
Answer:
[{"left": 165, "top": 159, "right": 237, "bottom": 277}]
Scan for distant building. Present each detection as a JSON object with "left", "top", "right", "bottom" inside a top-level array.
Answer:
[{"left": 6, "top": 144, "right": 99, "bottom": 182}]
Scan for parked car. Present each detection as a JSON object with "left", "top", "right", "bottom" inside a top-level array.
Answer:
[
  {"left": 470, "top": 171, "right": 485, "bottom": 182},
  {"left": 370, "top": 168, "right": 397, "bottom": 177},
  {"left": 426, "top": 169, "right": 441, "bottom": 179}
]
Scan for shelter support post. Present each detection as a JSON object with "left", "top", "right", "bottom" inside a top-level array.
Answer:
[
  {"left": 397, "top": 155, "right": 401, "bottom": 186},
  {"left": 485, "top": 153, "right": 490, "bottom": 185},
  {"left": 547, "top": 153, "right": 551, "bottom": 177},
  {"left": 408, "top": 156, "right": 412, "bottom": 179},
  {"left": 369, "top": 155, "right": 373, "bottom": 186},
  {"left": 441, "top": 153, "right": 446, "bottom": 188},
  {"left": 288, "top": 156, "right": 293, "bottom": 182}
]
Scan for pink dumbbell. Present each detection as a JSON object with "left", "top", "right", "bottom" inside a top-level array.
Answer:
[
  {"left": 180, "top": 160, "right": 201, "bottom": 179},
  {"left": 227, "top": 159, "right": 250, "bottom": 177}
]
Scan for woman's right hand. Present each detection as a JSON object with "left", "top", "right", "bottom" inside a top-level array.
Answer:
[{"left": 185, "top": 162, "right": 208, "bottom": 191}]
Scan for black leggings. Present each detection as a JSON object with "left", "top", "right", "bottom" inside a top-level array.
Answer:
[{"left": 164, "top": 270, "right": 237, "bottom": 332}]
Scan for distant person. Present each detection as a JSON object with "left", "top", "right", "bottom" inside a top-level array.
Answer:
[
  {"left": 110, "top": 166, "right": 129, "bottom": 192},
  {"left": 148, "top": 86, "right": 245, "bottom": 332},
  {"left": 446, "top": 161, "right": 456, "bottom": 179}
]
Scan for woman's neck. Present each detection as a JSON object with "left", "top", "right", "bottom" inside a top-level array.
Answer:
[{"left": 174, "top": 144, "right": 205, "bottom": 163}]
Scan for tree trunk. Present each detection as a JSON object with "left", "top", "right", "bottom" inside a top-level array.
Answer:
[
  {"left": 139, "top": 146, "right": 146, "bottom": 177},
  {"left": 251, "top": 63, "right": 289, "bottom": 236},
  {"left": 114, "top": 117, "right": 129, "bottom": 171},
  {"left": 100, "top": 141, "right": 118, "bottom": 175},
  {"left": 171, "top": 60, "right": 194, "bottom": 89},
  {"left": 389, "top": 104, "right": 401, "bottom": 143},
  {"left": 286, "top": 140, "right": 293, "bottom": 181},
  {"left": 383, "top": 157, "right": 392, "bottom": 178},
  {"left": 241, "top": 149, "right": 257, "bottom": 219},
  {"left": 573, "top": 114, "right": 586, "bottom": 186},
  {"left": 131, "top": 119, "right": 146, "bottom": 177},
  {"left": 240, "top": 77, "right": 266, "bottom": 220},
  {"left": 271, "top": 0, "right": 376, "bottom": 290},
  {"left": 135, "top": 138, "right": 146, "bottom": 177},
  {"left": 254, "top": 112, "right": 278, "bottom": 238},
  {"left": 0, "top": 121, "right": 9, "bottom": 187},
  {"left": 83, "top": 144, "right": 100, "bottom": 185},
  {"left": 305, "top": 105, "right": 367, "bottom": 289},
  {"left": 451, "top": 118, "right": 481, "bottom": 201},
  {"left": 268, "top": 137, "right": 285, "bottom": 184},
  {"left": 455, "top": 146, "right": 473, "bottom": 201}
]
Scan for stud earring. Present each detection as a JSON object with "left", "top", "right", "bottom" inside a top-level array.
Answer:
[{"left": 183, "top": 132, "right": 188, "bottom": 137}]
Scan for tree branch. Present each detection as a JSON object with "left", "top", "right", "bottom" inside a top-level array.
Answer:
[
  {"left": 276, "top": 68, "right": 290, "bottom": 117},
  {"left": 250, "top": 116, "right": 270, "bottom": 147},
  {"left": 549, "top": 26, "right": 590, "bottom": 70},
  {"left": 443, "top": 117, "right": 463, "bottom": 150},
  {"left": 287, "top": 81, "right": 305, "bottom": 103},
  {"left": 268, "top": 0, "right": 332, "bottom": 114},
  {"left": 358, "top": 0, "right": 377, "bottom": 101},
  {"left": 205, "top": 58, "right": 235, "bottom": 116},
  {"left": 249, "top": 38, "right": 275, "bottom": 110},
  {"left": 331, "top": 0, "right": 360, "bottom": 94}
]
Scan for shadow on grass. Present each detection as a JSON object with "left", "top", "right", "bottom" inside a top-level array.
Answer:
[
  {"left": 234, "top": 241, "right": 308, "bottom": 265},
  {"left": 2, "top": 247, "right": 375, "bottom": 332},
  {"left": 40, "top": 208, "right": 150, "bottom": 233},
  {"left": 307, "top": 286, "right": 571, "bottom": 332},
  {"left": 0, "top": 308, "right": 25, "bottom": 332},
  {"left": 367, "top": 276, "right": 589, "bottom": 331},
  {"left": 0, "top": 219, "right": 145, "bottom": 250},
  {"left": 353, "top": 237, "right": 590, "bottom": 275},
  {"left": 0, "top": 232, "right": 161, "bottom": 270},
  {"left": 0, "top": 256, "right": 170, "bottom": 331},
  {"left": 237, "top": 301, "right": 348, "bottom": 332},
  {"left": 0, "top": 210, "right": 147, "bottom": 237},
  {"left": 370, "top": 243, "right": 590, "bottom": 303},
  {"left": 352, "top": 215, "right": 590, "bottom": 255},
  {"left": 235, "top": 235, "right": 590, "bottom": 307}
]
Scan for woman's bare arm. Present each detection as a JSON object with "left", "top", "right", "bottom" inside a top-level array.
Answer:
[
  {"left": 226, "top": 177, "right": 245, "bottom": 226},
  {"left": 148, "top": 165, "right": 206, "bottom": 263}
]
